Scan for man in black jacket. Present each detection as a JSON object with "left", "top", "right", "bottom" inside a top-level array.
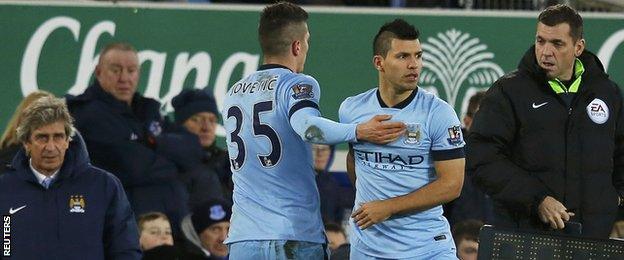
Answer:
[
  {"left": 467, "top": 4, "right": 624, "bottom": 238},
  {"left": 66, "top": 42, "right": 189, "bottom": 233}
]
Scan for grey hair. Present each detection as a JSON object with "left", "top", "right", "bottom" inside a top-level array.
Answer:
[{"left": 16, "top": 96, "right": 75, "bottom": 144}]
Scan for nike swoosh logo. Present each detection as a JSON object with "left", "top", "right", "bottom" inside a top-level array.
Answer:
[
  {"left": 9, "top": 205, "right": 26, "bottom": 215},
  {"left": 532, "top": 102, "right": 548, "bottom": 109}
]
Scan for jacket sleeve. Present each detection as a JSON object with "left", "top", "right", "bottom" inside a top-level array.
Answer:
[
  {"left": 466, "top": 81, "right": 552, "bottom": 213},
  {"left": 103, "top": 172, "right": 142, "bottom": 260},
  {"left": 612, "top": 84, "right": 624, "bottom": 197}
]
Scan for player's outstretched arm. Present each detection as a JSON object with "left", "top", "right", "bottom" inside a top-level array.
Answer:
[
  {"left": 352, "top": 158, "right": 464, "bottom": 229},
  {"left": 290, "top": 108, "right": 406, "bottom": 145}
]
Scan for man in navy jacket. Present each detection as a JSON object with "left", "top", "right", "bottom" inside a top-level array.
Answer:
[
  {"left": 0, "top": 96, "right": 141, "bottom": 259},
  {"left": 65, "top": 42, "right": 188, "bottom": 231}
]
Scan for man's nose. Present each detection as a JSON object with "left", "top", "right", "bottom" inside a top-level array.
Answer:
[
  {"left": 119, "top": 69, "right": 132, "bottom": 81},
  {"left": 541, "top": 44, "right": 555, "bottom": 56},
  {"left": 407, "top": 57, "right": 419, "bottom": 69}
]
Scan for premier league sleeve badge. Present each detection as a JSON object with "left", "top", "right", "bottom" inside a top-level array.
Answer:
[{"left": 447, "top": 125, "right": 463, "bottom": 146}]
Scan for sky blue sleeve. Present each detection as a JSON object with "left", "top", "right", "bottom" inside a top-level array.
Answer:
[
  {"left": 289, "top": 107, "right": 358, "bottom": 144},
  {"left": 429, "top": 100, "right": 465, "bottom": 160},
  {"left": 284, "top": 74, "right": 357, "bottom": 144}
]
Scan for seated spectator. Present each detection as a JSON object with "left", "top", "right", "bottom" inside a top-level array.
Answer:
[
  {"left": 66, "top": 42, "right": 189, "bottom": 233},
  {"left": 138, "top": 212, "right": 174, "bottom": 251},
  {"left": 452, "top": 219, "right": 484, "bottom": 260},
  {"left": 0, "top": 96, "right": 140, "bottom": 259},
  {"left": 0, "top": 90, "right": 53, "bottom": 172},
  {"left": 181, "top": 199, "right": 231, "bottom": 259},
  {"left": 325, "top": 222, "right": 350, "bottom": 260},
  {"left": 313, "top": 144, "right": 355, "bottom": 224},
  {"left": 172, "top": 89, "right": 232, "bottom": 205}
]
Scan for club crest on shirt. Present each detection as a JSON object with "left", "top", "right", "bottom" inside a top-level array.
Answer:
[
  {"left": 69, "top": 195, "right": 86, "bottom": 213},
  {"left": 291, "top": 84, "right": 314, "bottom": 100},
  {"left": 404, "top": 123, "right": 422, "bottom": 144},
  {"left": 447, "top": 125, "right": 463, "bottom": 146}
]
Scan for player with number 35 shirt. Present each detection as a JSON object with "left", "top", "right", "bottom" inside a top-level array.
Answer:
[{"left": 222, "top": 3, "right": 406, "bottom": 256}]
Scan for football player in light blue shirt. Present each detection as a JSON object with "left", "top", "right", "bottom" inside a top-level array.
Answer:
[
  {"left": 221, "top": 3, "right": 406, "bottom": 260},
  {"left": 340, "top": 19, "right": 465, "bottom": 259}
]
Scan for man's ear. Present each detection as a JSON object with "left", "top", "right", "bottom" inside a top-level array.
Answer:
[
  {"left": 575, "top": 38, "right": 585, "bottom": 57},
  {"left": 291, "top": 40, "right": 301, "bottom": 56},
  {"left": 94, "top": 64, "right": 102, "bottom": 79},
  {"left": 373, "top": 55, "right": 384, "bottom": 72},
  {"left": 23, "top": 142, "right": 30, "bottom": 157}
]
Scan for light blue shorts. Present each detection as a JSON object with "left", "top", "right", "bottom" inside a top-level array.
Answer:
[
  {"left": 349, "top": 245, "right": 457, "bottom": 260},
  {"left": 228, "top": 240, "right": 328, "bottom": 260}
]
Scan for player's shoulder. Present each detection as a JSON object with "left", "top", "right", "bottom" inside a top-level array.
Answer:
[
  {"left": 342, "top": 88, "right": 377, "bottom": 108},
  {"left": 280, "top": 72, "right": 319, "bottom": 86},
  {"left": 417, "top": 87, "right": 453, "bottom": 112}
]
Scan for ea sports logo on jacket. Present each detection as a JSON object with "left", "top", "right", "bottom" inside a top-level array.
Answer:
[{"left": 587, "top": 98, "right": 609, "bottom": 124}]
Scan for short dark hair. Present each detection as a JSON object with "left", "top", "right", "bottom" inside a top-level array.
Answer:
[
  {"left": 466, "top": 91, "right": 486, "bottom": 118},
  {"left": 259, "top": 2, "right": 309, "bottom": 56},
  {"left": 452, "top": 219, "right": 484, "bottom": 245},
  {"left": 137, "top": 212, "right": 170, "bottom": 233},
  {"left": 538, "top": 4, "right": 583, "bottom": 40},
  {"left": 373, "top": 19, "right": 420, "bottom": 57}
]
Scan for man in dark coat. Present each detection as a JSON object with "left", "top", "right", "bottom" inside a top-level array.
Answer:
[
  {"left": 467, "top": 4, "right": 624, "bottom": 238},
  {"left": 0, "top": 96, "right": 141, "bottom": 259},
  {"left": 65, "top": 42, "right": 188, "bottom": 231}
]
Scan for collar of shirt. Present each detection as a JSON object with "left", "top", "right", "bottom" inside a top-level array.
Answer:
[{"left": 29, "top": 158, "right": 59, "bottom": 185}]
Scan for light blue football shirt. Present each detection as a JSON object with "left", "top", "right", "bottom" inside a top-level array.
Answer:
[
  {"left": 339, "top": 87, "right": 465, "bottom": 259},
  {"left": 222, "top": 64, "right": 326, "bottom": 244}
]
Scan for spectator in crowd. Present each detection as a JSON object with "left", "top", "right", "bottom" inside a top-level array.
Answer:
[
  {"left": 467, "top": 4, "right": 624, "bottom": 238},
  {"left": 171, "top": 89, "right": 231, "bottom": 205},
  {"left": 325, "top": 222, "right": 350, "bottom": 260},
  {"left": 138, "top": 212, "right": 174, "bottom": 251},
  {"left": 221, "top": 2, "right": 405, "bottom": 259},
  {"left": 462, "top": 91, "right": 486, "bottom": 133},
  {"left": 452, "top": 219, "right": 484, "bottom": 260},
  {"left": 444, "top": 90, "right": 493, "bottom": 226},
  {"left": 341, "top": 18, "right": 464, "bottom": 259},
  {"left": 66, "top": 42, "right": 189, "bottom": 233},
  {"left": 0, "top": 90, "right": 53, "bottom": 172},
  {"left": 181, "top": 199, "right": 231, "bottom": 259},
  {"left": 313, "top": 144, "right": 355, "bottom": 224},
  {"left": 0, "top": 96, "right": 141, "bottom": 259}
]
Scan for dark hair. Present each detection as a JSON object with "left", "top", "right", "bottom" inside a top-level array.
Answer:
[
  {"left": 452, "top": 219, "right": 484, "bottom": 244},
  {"left": 373, "top": 19, "right": 420, "bottom": 57},
  {"left": 137, "top": 212, "right": 170, "bottom": 233},
  {"left": 465, "top": 91, "right": 486, "bottom": 117},
  {"left": 259, "top": 2, "right": 309, "bottom": 56},
  {"left": 538, "top": 4, "right": 583, "bottom": 40},
  {"left": 325, "top": 222, "right": 345, "bottom": 235}
]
